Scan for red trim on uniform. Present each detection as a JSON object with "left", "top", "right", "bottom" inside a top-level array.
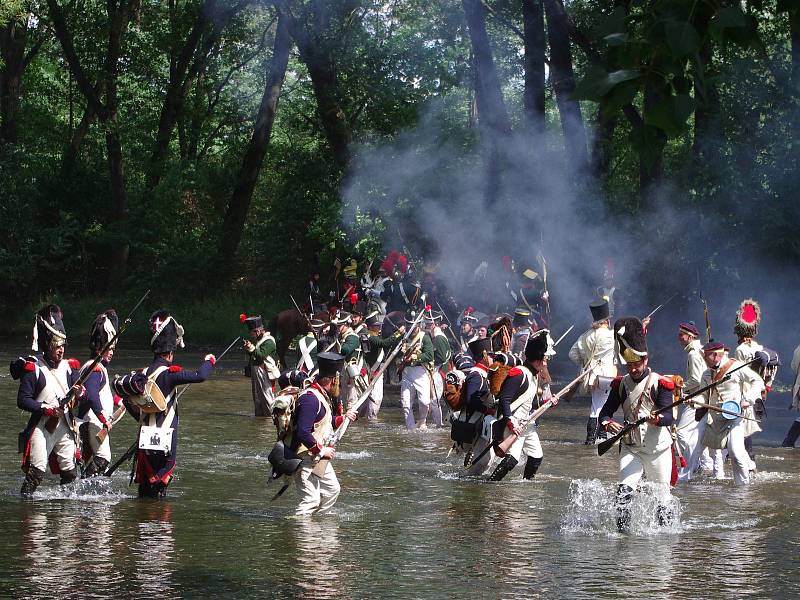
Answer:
[
  {"left": 611, "top": 376, "right": 623, "bottom": 390},
  {"left": 507, "top": 367, "right": 522, "bottom": 376},
  {"left": 308, "top": 443, "right": 323, "bottom": 456},
  {"left": 333, "top": 415, "right": 344, "bottom": 428},
  {"left": 67, "top": 358, "right": 81, "bottom": 370},
  {"left": 658, "top": 376, "right": 675, "bottom": 390},
  {"left": 113, "top": 394, "right": 122, "bottom": 405},
  {"left": 21, "top": 431, "right": 33, "bottom": 471},
  {"left": 97, "top": 413, "right": 108, "bottom": 425},
  {"left": 506, "top": 419, "right": 516, "bottom": 431},
  {"left": 135, "top": 450, "right": 175, "bottom": 485},
  {"left": 168, "top": 365, "right": 183, "bottom": 373},
  {"left": 24, "top": 361, "right": 35, "bottom": 372},
  {"left": 474, "top": 363, "right": 489, "bottom": 373},
  {"left": 93, "top": 364, "right": 103, "bottom": 372}
]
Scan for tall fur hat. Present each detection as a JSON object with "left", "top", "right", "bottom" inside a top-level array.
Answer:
[
  {"left": 89, "top": 309, "right": 119, "bottom": 355},
  {"left": 468, "top": 336, "right": 493, "bottom": 361},
  {"left": 734, "top": 298, "right": 760, "bottom": 339},
  {"left": 32, "top": 304, "right": 66, "bottom": 352},
  {"left": 150, "top": 310, "right": 185, "bottom": 355},
  {"left": 525, "top": 329, "right": 549, "bottom": 362},
  {"left": 614, "top": 316, "right": 647, "bottom": 364}
]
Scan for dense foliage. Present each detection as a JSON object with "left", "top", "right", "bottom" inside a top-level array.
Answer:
[{"left": 1, "top": 0, "right": 798, "bottom": 327}]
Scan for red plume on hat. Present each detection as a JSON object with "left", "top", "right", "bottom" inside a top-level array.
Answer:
[
  {"left": 396, "top": 254, "right": 408, "bottom": 273},
  {"left": 350, "top": 292, "right": 358, "bottom": 306},
  {"left": 381, "top": 249, "right": 400, "bottom": 273},
  {"left": 734, "top": 298, "right": 761, "bottom": 338},
  {"left": 239, "top": 313, "right": 247, "bottom": 323}
]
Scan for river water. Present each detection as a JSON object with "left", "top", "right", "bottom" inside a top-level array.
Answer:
[{"left": 0, "top": 347, "right": 798, "bottom": 599}]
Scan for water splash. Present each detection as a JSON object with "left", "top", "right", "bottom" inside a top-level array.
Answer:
[
  {"left": 20, "top": 476, "right": 128, "bottom": 503},
  {"left": 337, "top": 451, "right": 372, "bottom": 460},
  {"left": 560, "top": 478, "right": 683, "bottom": 536}
]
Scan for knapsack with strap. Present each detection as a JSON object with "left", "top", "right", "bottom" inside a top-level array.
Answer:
[{"left": 112, "top": 366, "right": 169, "bottom": 414}]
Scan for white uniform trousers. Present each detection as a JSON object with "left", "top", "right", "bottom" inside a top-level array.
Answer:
[
  {"left": 465, "top": 436, "right": 494, "bottom": 477},
  {"left": 83, "top": 421, "right": 112, "bottom": 462},
  {"left": 430, "top": 371, "right": 444, "bottom": 427},
  {"left": 339, "top": 370, "right": 360, "bottom": 410},
  {"left": 28, "top": 417, "right": 76, "bottom": 473},
  {"left": 590, "top": 376, "right": 613, "bottom": 418},
  {"left": 507, "top": 428, "right": 543, "bottom": 463},
  {"left": 715, "top": 419, "right": 750, "bottom": 486},
  {"left": 619, "top": 443, "right": 672, "bottom": 499},
  {"left": 400, "top": 365, "right": 432, "bottom": 430},
  {"left": 293, "top": 460, "right": 341, "bottom": 516},
  {"left": 357, "top": 372, "right": 384, "bottom": 420},
  {"left": 676, "top": 405, "right": 701, "bottom": 482}
]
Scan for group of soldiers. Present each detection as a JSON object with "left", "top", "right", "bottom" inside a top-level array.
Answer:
[{"left": 10, "top": 252, "right": 799, "bottom": 530}]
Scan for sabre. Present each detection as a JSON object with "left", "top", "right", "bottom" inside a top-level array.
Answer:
[
  {"left": 644, "top": 292, "right": 679, "bottom": 321},
  {"left": 553, "top": 325, "right": 575, "bottom": 347},
  {"left": 173, "top": 336, "right": 241, "bottom": 402}
]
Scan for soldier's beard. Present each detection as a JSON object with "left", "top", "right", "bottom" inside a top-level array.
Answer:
[{"left": 330, "top": 375, "right": 341, "bottom": 398}]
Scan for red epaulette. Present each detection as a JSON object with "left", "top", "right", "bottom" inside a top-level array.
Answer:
[
  {"left": 67, "top": 358, "right": 81, "bottom": 370},
  {"left": 507, "top": 367, "right": 523, "bottom": 377},
  {"left": 168, "top": 365, "right": 183, "bottom": 373},
  {"left": 658, "top": 376, "right": 675, "bottom": 390},
  {"left": 24, "top": 361, "right": 36, "bottom": 372},
  {"left": 93, "top": 364, "right": 103, "bottom": 372},
  {"left": 610, "top": 376, "right": 623, "bottom": 390}
]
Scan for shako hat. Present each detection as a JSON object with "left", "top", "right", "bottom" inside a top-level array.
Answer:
[
  {"left": 453, "top": 352, "right": 475, "bottom": 370},
  {"left": 679, "top": 321, "right": 700, "bottom": 337},
  {"left": 525, "top": 329, "right": 549, "bottom": 362},
  {"left": 316, "top": 352, "right": 345, "bottom": 378},
  {"left": 278, "top": 369, "right": 309, "bottom": 389},
  {"left": 513, "top": 307, "right": 532, "bottom": 327},
  {"left": 590, "top": 299, "right": 610, "bottom": 324},
  {"left": 734, "top": 298, "right": 760, "bottom": 339},
  {"left": 150, "top": 310, "right": 185, "bottom": 354},
  {"left": 351, "top": 300, "right": 368, "bottom": 316},
  {"left": 89, "top": 309, "right": 119, "bottom": 355},
  {"left": 365, "top": 312, "right": 382, "bottom": 330},
  {"left": 614, "top": 316, "right": 647, "bottom": 364},
  {"left": 240, "top": 313, "right": 264, "bottom": 331},
  {"left": 32, "top": 304, "right": 66, "bottom": 352},
  {"left": 268, "top": 440, "right": 303, "bottom": 479},
  {"left": 468, "top": 336, "right": 493, "bottom": 360}
]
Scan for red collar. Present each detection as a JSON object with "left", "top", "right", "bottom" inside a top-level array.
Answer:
[
  {"left": 474, "top": 362, "right": 489, "bottom": 373},
  {"left": 311, "top": 382, "right": 331, "bottom": 401}
]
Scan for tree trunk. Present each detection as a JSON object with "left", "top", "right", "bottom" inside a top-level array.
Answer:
[
  {"left": 461, "top": 0, "right": 512, "bottom": 137},
  {"left": 62, "top": 105, "right": 95, "bottom": 168},
  {"left": 145, "top": 0, "right": 218, "bottom": 192},
  {"left": 639, "top": 82, "right": 666, "bottom": 193},
  {"left": 543, "top": 0, "right": 589, "bottom": 172},
  {"left": 692, "top": 40, "right": 720, "bottom": 164},
  {"left": 105, "top": 116, "right": 130, "bottom": 284},
  {"left": 591, "top": 104, "right": 616, "bottom": 181},
  {"left": 791, "top": 9, "right": 800, "bottom": 98},
  {"left": 216, "top": 13, "right": 291, "bottom": 265},
  {"left": 522, "top": 0, "right": 546, "bottom": 128},
  {"left": 0, "top": 16, "right": 28, "bottom": 145},
  {"left": 283, "top": 0, "right": 351, "bottom": 171}
]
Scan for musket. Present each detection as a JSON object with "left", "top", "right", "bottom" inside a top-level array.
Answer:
[
  {"left": 700, "top": 292, "right": 712, "bottom": 343},
  {"left": 597, "top": 358, "right": 759, "bottom": 456},
  {"left": 45, "top": 289, "right": 151, "bottom": 434},
  {"left": 173, "top": 336, "right": 241, "bottom": 402},
  {"left": 103, "top": 440, "right": 137, "bottom": 477},
  {"left": 553, "top": 325, "right": 575, "bottom": 347},
  {"left": 538, "top": 244, "right": 550, "bottom": 322},
  {"left": 434, "top": 300, "right": 462, "bottom": 347},
  {"left": 95, "top": 404, "right": 127, "bottom": 444},
  {"left": 469, "top": 362, "right": 594, "bottom": 468},
  {"left": 311, "top": 296, "right": 429, "bottom": 477},
  {"left": 644, "top": 292, "right": 679, "bottom": 321}
]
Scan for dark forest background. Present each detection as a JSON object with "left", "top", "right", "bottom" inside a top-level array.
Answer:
[{"left": 1, "top": 0, "right": 799, "bottom": 344}]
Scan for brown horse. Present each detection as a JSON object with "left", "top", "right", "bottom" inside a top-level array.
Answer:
[{"left": 270, "top": 308, "right": 330, "bottom": 368}]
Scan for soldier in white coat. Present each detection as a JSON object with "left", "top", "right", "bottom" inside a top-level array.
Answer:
[
  {"left": 693, "top": 341, "right": 764, "bottom": 486},
  {"left": 569, "top": 299, "right": 617, "bottom": 444},
  {"left": 17, "top": 305, "right": 84, "bottom": 496},
  {"left": 599, "top": 317, "right": 677, "bottom": 531},
  {"left": 675, "top": 321, "right": 711, "bottom": 482},
  {"left": 77, "top": 310, "right": 125, "bottom": 477}
]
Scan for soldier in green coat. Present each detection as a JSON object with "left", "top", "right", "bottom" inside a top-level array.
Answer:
[{"left": 242, "top": 314, "right": 280, "bottom": 416}]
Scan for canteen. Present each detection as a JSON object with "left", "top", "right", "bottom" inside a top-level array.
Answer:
[{"left": 721, "top": 399, "right": 742, "bottom": 420}]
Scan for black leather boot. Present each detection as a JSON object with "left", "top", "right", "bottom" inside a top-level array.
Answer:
[
  {"left": 83, "top": 457, "right": 110, "bottom": 478},
  {"left": 616, "top": 484, "right": 634, "bottom": 532},
  {"left": 585, "top": 418, "right": 598, "bottom": 445},
  {"left": 488, "top": 455, "right": 518, "bottom": 481},
  {"left": 60, "top": 468, "right": 77, "bottom": 485},
  {"left": 523, "top": 456, "right": 542, "bottom": 480},
  {"left": 782, "top": 421, "right": 800, "bottom": 448},
  {"left": 21, "top": 467, "right": 45, "bottom": 497}
]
